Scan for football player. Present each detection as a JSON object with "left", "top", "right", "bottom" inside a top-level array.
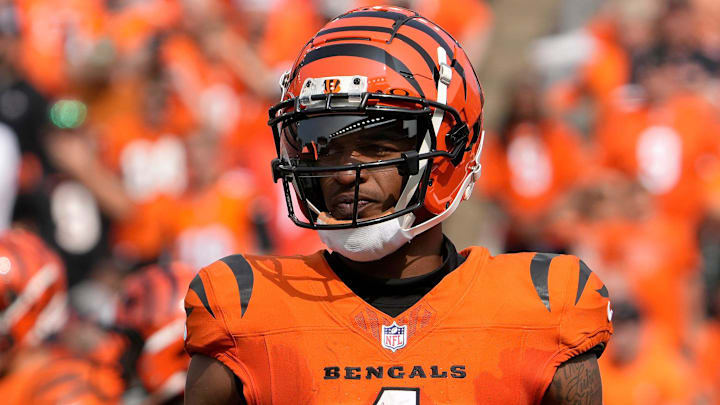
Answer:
[
  {"left": 116, "top": 261, "right": 197, "bottom": 404},
  {"left": 0, "top": 229, "right": 126, "bottom": 405},
  {"left": 184, "top": 5, "right": 612, "bottom": 404},
  {"left": 0, "top": 228, "right": 68, "bottom": 364}
]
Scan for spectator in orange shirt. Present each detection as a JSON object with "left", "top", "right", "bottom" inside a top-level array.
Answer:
[
  {"left": 644, "top": 0, "right": 719, "bottom": 87},
  {"left": 166, "top": 129, "right": 270, "bottom": 269},
  {"left": 594, "top": 49, "right": 720, "bottom": 227},
  {"left": 194, "top": 0, "right": 326, "bottom": 255},
  {"left": 15, "top": 0, "right": 111, "bottom": 96},
  {"left": 547, "top": 0, "right": 657, "bottom": 120},
  {"left": 481, "top": 79, "right": 587, "bottom": 252},
  {"left": 692, "top": 0, "right": 720, "bottom": 57},
  {"left": 48, "top": 62, "right": 189, "bottom": 265},
  {"left": 600, "top": 298, "right": 698, "bottom": 405}
]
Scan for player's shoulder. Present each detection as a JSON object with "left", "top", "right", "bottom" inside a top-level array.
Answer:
[
  {"left": 472, "top": 249, "right": 609, "bottom": 326},
  {"left": 194, "top": 251, "right": 327, "bottom": 295},
  {"left": 185, "top": 251, "right": 328, "bottom": 328},
  {"left": 486, "top": 250, "right": 600, "bottom": 289}
]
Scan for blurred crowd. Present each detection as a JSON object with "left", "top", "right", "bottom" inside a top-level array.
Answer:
[{"left": 0, "top": 0, "right": 718, "bottom": 404}]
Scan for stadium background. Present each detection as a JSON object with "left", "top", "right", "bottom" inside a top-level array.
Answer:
[{"left": 0, "top": 0, "right": 719, "bottom": 403}]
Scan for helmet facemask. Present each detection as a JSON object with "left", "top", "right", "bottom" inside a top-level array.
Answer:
[{"left": 269, "top": 92, "right": 469, "bottom": 230}]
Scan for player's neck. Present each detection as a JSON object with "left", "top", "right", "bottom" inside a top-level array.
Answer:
[{"left": 334, "top": 224, "right": 444, "bottom": 279}]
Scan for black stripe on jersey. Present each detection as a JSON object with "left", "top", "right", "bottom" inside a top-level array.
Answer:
[
  {"left": 530, "top": 253, "right": 558, "bottom": 312},
  {"left": 337, "top": 11, "right": 468, "bottom": 97},
  {"left": 220, "top": 255, "right": 254, "bottom": 318},
  {"left": 576, "top": 260, "right": 593, "bottom": 305},
  {"left": 189, "top": 275, "right": 215, "bottom": 318},
  {"left": 300, "top": 43, "right": 425, "bottom": 98},
  {"left": 185, "top": 306, "right": 194, "bottom": 317},
  {"left": 596, "top": 285, "right": 609, "bottom": 298},
  {"left": 315, "top": 26, "right": 438, "bottom": 82}
]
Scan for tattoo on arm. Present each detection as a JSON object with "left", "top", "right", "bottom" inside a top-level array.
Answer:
[{"left": 541, "top": 351, "right": 602, "bottom": 405}]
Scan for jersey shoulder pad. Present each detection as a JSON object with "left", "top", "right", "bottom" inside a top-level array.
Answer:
[
  {"left": 491, "top": 252, "right": 612, "bottom": 360},
  {"left": 184, "top": 252, "right": 325, "bottom": 347},
  {"left": 184, "top": 254, "right": 255, "bottom": 359},
  {"left": 483, "top": 252, "right": 612, "bottom": 335},
  {"left": 546, "top": 253, "right": 613, "bottom": 359}
]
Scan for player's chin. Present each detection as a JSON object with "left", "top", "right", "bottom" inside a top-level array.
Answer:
[{"left": 321, "top": 203, "right": 394, "bottom": 224}]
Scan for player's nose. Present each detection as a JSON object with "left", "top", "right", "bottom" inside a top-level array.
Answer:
[{"left": 332, "top": 165, "right": 368, "bottom": 186}]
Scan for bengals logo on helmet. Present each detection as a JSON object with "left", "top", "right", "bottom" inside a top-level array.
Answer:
[{"left": 324, "top": 79, "right": 341, "bottom": 94}]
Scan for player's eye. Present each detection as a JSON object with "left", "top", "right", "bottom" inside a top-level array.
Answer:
[{"left": 359, "top": 143, "right": 400, "bottom": 158}]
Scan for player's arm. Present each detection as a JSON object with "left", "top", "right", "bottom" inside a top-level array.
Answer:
[
  {"left": 185, "top": 260, "right": 257, "bottom": 405},
  {"left": 185, "top": 354, "right": 246, "bottom": 405},
  {"left": 536, "top": 254, "right": 611, "bottom": 405},
  {"left": 540, "top": 351, "right": 602, "bottom": 405}
]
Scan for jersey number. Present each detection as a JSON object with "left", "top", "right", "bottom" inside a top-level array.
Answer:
[{"left": 373, "top": 387, "right": 419, "bottom": 405}]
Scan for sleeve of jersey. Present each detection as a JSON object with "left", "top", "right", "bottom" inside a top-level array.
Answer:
[
  {"left": 184, "top": 259, "right": 250, "bottom": 374},
  {"left": 184, "top": 264, "right": 233, "bottom": 359},
  {"left": 554, "top": 256, "right": 613, "bottom": 363}
]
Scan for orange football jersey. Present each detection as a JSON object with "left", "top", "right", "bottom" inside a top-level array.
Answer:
[{"left": 185, "top": 248, "right": 612, "bottom": 404}]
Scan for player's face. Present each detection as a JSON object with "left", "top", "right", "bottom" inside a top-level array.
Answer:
[{"left": 315, "top": 129, "right": 416, "bottom": 222}]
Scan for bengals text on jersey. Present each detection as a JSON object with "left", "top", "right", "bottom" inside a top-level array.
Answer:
[{"left": 185, "top": 247, "right": 612, "bottom": 404}]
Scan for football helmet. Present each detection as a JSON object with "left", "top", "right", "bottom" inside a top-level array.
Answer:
[
  {"left": 269, "top": 5, "right": 485, "bottom": 234},
  {"left": 0, "top": 229, "right": 67, "bottom": 352}
]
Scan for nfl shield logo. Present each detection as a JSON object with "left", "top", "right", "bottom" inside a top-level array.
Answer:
[{"left": 381, "top": 321, "right": 407, "bottom": 352}]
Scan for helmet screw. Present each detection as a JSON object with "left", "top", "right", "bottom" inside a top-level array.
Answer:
[
  {"left": 353, "top": 78, "right": 361, "bottom": 85},
  {"left": 428, "top": 178, "right": 433, "bottom": 186},
  {"left": 446, "top": 202, "right": 450, "bottom": 209}
]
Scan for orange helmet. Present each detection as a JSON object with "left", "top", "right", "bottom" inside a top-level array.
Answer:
[
  {"left": 116, "top": 261, "right": 195, "bottom": 400},
  {"left": 0, "top": 229, "right": 67, "bottom": 352},
  {"left": 269, "top": 5, "right": 485, "bottom": 232}
]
